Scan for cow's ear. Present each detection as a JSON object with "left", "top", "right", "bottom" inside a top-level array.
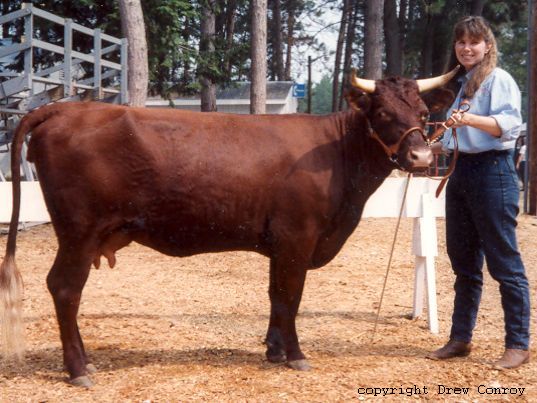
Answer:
[
  {"left": 421, "top": 88, "right": 455, "bottom": 114},
  {"left": 345, "top": 87, "right": 371, "bottom": 112}
]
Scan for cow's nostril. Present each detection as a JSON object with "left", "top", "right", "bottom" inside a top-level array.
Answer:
[{"left": 409, "top": 148, "right": 433, "bottom": 168}]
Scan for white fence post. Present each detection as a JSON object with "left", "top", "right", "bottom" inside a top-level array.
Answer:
[
  {"left": 411, "top": 192, "right": 439, "bottom": 334},
  {"left": 362, "top": 178, "right": 445, "bottom": 334}
]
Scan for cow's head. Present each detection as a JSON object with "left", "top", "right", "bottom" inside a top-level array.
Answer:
[{"left": 346, "top": 67, "right": 458, "bottom": 172}]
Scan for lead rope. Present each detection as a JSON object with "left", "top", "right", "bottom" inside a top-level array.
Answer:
[
  {"left": 427, "top": 127, "right": 459, "bottom": 198},
  {"left": 426, "top": 100, "right": 470, "bottom": 197},
  {"left": 371, "top": 171, "right": 412, "bottom": 342}
]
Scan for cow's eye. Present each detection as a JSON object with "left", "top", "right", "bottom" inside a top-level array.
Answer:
[{"left": 377, "top": 110, "right": 390, "bottom": 121}]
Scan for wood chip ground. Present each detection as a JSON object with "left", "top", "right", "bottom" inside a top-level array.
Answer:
[{"left": 1, "top": 214, "right": 536, "bottom": 401}]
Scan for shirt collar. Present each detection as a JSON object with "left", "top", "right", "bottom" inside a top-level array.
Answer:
[{"left": 457, "top": 68, "right": 475, "bottom": 84}]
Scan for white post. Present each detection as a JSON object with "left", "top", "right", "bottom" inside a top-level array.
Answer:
[{"left": 411, "top": 192, "right": 439, "bottom": 334}]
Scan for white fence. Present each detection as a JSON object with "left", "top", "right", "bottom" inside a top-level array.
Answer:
[
  {"left": 0, "top": 177, "right": 445, "bottom": 333},
  {"left": 363, "top": 177, "right": 445, "bottom": 334}
]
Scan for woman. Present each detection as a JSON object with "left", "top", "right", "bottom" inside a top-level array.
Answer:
[{"left": 428, "top": 16, "right": 530, "bottom": 369}]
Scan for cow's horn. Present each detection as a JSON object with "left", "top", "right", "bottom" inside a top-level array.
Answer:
[
  {"left": 416, "top": 65, "right": 460, "bottom": 93},
  {"left": 350, "top": 69, "right": 375, "bottom": 93}
]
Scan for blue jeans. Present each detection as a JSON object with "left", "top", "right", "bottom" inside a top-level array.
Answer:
[{"left": 446, "top": 149, "right": 530, "bottom": 350}]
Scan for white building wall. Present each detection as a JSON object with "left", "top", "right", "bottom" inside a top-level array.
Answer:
[{"left": 146, "top": 87, "right": 299, "bottom": 115}]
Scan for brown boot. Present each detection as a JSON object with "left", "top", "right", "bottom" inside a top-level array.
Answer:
[
  {"left": 493, "top": 349, "right": 530, "bottom": 370},
  {"left": 426, "top": 340, "right": 472, "bottom": 360}
]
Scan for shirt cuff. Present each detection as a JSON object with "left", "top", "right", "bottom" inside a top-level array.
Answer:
[{"left": 491, "top": 114, "right": 521, "bottom": 142}]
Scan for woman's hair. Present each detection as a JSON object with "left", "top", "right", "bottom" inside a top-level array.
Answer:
[{"left": 447, "top": 16, "right": 498, "bottom": 98}]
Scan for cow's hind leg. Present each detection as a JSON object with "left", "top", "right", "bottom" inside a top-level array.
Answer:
[
  {"left": 265, "top": 256, "right": 310, "bottom": 371},
  {"left": 46, "top": 243, "right": 95, "bottom": 387}
]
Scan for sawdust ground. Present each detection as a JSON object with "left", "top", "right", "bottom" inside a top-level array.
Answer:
[{"left": 1, "top": 214, "right": 536, "bottom": 402}]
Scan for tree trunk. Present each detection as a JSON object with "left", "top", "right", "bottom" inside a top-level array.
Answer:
[
  {"left": 529, "top": 0, "right": 537, "bottom": 214},
  {"left": 200, "top": 0, "right": 217, "bottom": 112},
  {"left": 420, "top": 8, "right": 434, "bottom": 77},
  {"left": 384, "top": 0, "right": 401, "bottom": 76},
  {"left": 339, "top": 0, "right": 358, "bottom": 110},
  {"left": 398, "top": 0, "right": 408, "bottom": 75},
  {"left": 408, "top": 0, "right": 416, "bottom": 27},
  {"left": 471, "top": 0, "right": 486, "bottom": 15},
  {"left": 118, "top": 0, "right": 148, "bottom": 107},
  {"left": 270, "top": 0, "right": 285, "bottom": 80},
  {"left": 364, "top": 0, "right": 384, "bottom": 79},
  {"left": 407, "top": 0, "right": 417, "bottom": 74},
  {"left": 215, "top": 0, "right": 237, "bottom": 81},
  {"left": 284, "top": 0, "right": 296, "bottom": 81},
  {"left": 223, "top": 0, "right": 237, "bottom": 80},
  {"left": 332, "top": 0, "right": 349, "bottom": 112},
  {"left": 181, "top": 16, "right": 192, "bottom": 90},
  {"left": 251, "top": 0, "right": 267, "bottom": 114}
]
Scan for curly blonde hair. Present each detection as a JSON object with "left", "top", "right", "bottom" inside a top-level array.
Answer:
[{"left": 448, "top": 16, "right": 498, "bottom": 98}]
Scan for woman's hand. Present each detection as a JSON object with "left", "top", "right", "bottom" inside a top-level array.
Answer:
[
  {"left": 450, "top": 111, "right": 466, "bottom": 128},
  {"left": 449, "top": 111, "right": 502, "bottom": 137}
]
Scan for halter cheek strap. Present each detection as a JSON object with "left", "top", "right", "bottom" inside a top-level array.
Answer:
[{"left": 369, "top": 126, "right": 427, "bottom": 163}]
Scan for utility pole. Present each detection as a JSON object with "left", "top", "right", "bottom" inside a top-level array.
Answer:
[
  {"left": 307, "top": 55, "right": 322, "bottom": 114},
  {"left": 307, "top": 56, "right": 312, "bottom": 113},
  {"left": 529, "top": 0, "right": 536, "bottom": 214}
]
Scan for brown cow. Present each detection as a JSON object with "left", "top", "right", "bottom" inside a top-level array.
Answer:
[{"left": 0, "top": 70, "right": 456, "bottom": 387}]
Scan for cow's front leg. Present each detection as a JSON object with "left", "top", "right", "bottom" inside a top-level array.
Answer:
[
  {"left": 265, "top": 260, "right": 287, "bottom": 363},
  {"left": 265, "top": 257, "right": 310, "bottom": 371},
  {"left": 47, "top": 245, "right": 95, "bottom": 387}
]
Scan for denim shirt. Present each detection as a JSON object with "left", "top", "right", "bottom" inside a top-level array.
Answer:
[{"left": 441, "top": 67, "right": 522, "bottom": 153}]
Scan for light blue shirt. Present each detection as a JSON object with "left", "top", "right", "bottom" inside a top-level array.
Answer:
[{"left": 441, "top": 67, "right": 522, "bottom": 153}]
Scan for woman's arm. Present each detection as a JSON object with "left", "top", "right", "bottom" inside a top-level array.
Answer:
[{"left": 452, "top": 112, "right": 502, "bottom": 137}]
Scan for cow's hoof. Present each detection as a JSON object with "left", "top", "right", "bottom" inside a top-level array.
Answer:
[
  {"left": 286, "top": 359, "right": 311, "bottom": 371},
  {"left": 266, "top": 352, "right": 287, "bottom": 363},
  {"left": 69, "top": 375, "right": 94, "bottom": 388},
  {"left": 86, "top": 363, "right": 98, "bottom": 374}
]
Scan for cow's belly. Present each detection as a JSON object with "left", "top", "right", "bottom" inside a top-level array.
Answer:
[
  {"left": 130, "top": 217, "right": 269, "bottom": 257},
  {"left": 100, "top": 193, "right": 270, "bottom": 258}
]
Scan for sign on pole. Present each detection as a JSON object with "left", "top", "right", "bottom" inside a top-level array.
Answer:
[{"left": 293, "top": 83, "right": 306, "bottom": 98}]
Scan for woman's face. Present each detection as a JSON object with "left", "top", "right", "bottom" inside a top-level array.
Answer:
[{"left": 454, "top": 34, "right": 492, "bottom": 71}]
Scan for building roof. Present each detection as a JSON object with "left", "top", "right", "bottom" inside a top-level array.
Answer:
[
  {"left": 146, "top": 81, "right": 295, "bottom": 106},
  {"left": 216, "top": 81, "right": 294, "bottom": 100}
]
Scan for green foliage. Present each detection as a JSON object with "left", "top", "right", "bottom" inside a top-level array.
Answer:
[
  {"left": 426, "top": 0, "right": 446, "bottom": 15},
  {"left": 298, "top": 74, "right": 333, "bottom": 114},
  {"left": 2, "top": 0, "right": 529, "bottom": 109},
  {"left": 142, "top": 0, "right": 197, "bottom": 95}
]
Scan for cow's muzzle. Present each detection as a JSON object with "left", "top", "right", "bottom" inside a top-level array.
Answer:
[
  {"left": 406, "top": 146, "right": 433, "bottom": 170},
  {"left": 370, "top": 127, "right": 432, "bottom": 171}
]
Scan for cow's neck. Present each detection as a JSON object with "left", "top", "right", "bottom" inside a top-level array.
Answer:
[
  {"left": 340, "top": 109, "right": 395, "bottom": 195},
  {"left": 309, "top": 110, "right": 396, "bottom": 268}
]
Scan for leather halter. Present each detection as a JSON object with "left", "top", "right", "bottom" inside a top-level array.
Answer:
[{"left": 369, "top": 126, "right": 427, "bottom": 167}]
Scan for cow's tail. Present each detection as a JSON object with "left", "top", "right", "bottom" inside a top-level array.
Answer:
[{"left": 0, "top": 107, "right": 54, "bottom": 360}]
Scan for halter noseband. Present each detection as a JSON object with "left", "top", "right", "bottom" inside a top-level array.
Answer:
[{"left": 369, "top": 126, "right": 427, "bottom": 166}]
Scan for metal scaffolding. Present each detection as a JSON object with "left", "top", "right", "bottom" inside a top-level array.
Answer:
[{"left": 0, "top": 3, "right": 128, "bottom": 181}]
